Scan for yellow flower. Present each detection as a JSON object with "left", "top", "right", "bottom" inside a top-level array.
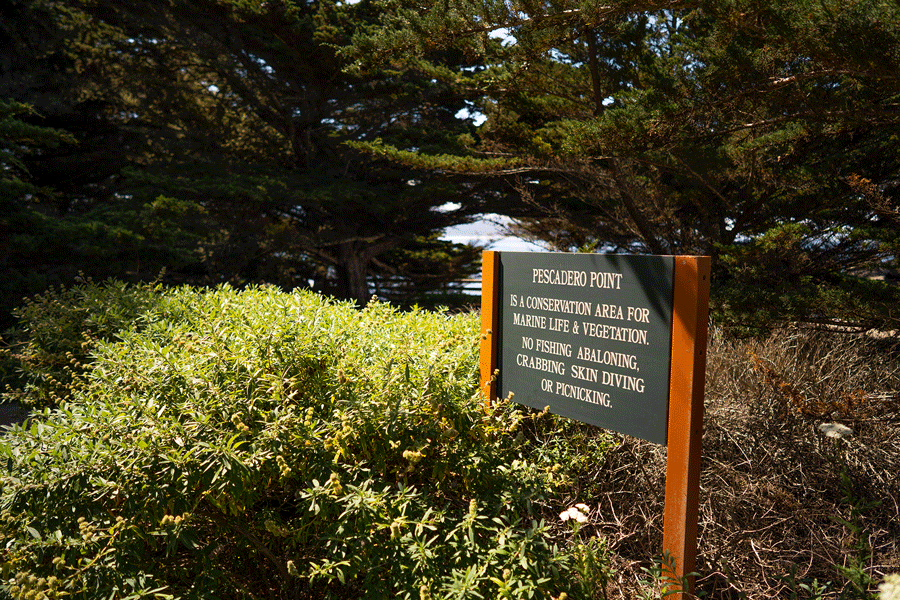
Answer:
[
  {"left": 389, "top": 520, "right": 402, "bottom": 539},
  {"left": 328, "top": 472, "right": 343, "bottom": 496},
  {"left": 231, "top": 414, "right": 251, "bottom": 433},
  {"left": 265, "top": 519, "right": 290, "bottom": 537},
  {"left": 286, "top": 560, "right": 299, "bottom": 577},
  {"left": 276, "top": 455, "right": 292, "bottom": 477},
  {"left": 402, "top": 450, "right": 424, "bottom": 465}
]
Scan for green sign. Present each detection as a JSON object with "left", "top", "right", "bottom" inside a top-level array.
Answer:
[{"left": 496, "top": 252, "right": 675, "bottom": 444}]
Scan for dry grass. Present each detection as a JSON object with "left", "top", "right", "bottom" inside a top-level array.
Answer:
[{"left": 573, "top": 326, "right": 900, "bottom": 599}]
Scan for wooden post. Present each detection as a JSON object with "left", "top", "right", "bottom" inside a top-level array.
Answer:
[
  {"left": 662, "top": 256, "right": 711, "bottom": 598},
  {"left": 480, "top": 250, "right": 500, "bottom": 407}
]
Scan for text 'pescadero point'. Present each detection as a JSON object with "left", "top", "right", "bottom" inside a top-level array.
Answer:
[{"left": 532, "top": 268, "right": 623, "bottom": 289}]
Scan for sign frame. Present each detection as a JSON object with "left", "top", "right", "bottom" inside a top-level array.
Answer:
[{"left": 480, "top": 251, "right": 710, "bottom": 598}]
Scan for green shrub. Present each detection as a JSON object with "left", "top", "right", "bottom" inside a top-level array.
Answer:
[
  {"left": 1, "top": 278, "right": 164, "bottom": 408},
  {"left": 0, "top": 285, "right": 606, "bottom": 599}
]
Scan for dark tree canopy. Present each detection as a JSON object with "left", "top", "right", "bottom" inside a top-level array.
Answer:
[
  {"left": 1, "top": 0, "right": 495, "bottom": 313},
  {"left": 5, "top": 0, "right": 900, "bottom": 330},
  {"left": 347, "top": 0, "right": 900, "bottom": 330}
]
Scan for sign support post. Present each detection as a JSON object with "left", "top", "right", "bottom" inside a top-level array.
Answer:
[
  {"left": 662, "top": 256, "right": 710, "bottom": 599},
  {"left": 479, "top": 250, "right": 500, "bottom": 407}
]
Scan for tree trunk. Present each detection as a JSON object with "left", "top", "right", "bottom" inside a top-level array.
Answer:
[
  {"left": 609, "top": 159, "right": 668, "bottom": 255},
  {"left": 586, "top": 30, "right": 606, "bottom": 117},
  {"left": 337, "top": 242, "right": 370, "bottom": 306}
]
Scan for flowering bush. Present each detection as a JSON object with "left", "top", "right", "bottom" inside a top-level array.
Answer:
[
  {"left": 0, "top": 285, "right": 606, "bottom": 599},
  {"left": 1, "top": 278, "right": 164, "bottom": 408}
]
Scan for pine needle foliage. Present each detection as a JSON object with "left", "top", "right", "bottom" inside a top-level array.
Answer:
[{"left": 346, "top": 0, "right": 900, "bottom": 330}]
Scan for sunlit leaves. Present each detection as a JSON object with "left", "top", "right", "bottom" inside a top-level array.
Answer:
[{"left": 1, "top": 283, "right": 613, "bottom": 598}]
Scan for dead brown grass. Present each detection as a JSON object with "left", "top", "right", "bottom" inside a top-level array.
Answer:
[{"left": 574, "top": 326, "right": 900, "bottom": 599}]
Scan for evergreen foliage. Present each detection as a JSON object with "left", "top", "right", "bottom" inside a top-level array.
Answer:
[
  {"left": 6, "top": 0, "right": 900, "bottom": 327},
  {"left": 1, "top": 100, "right": 79, "bottom": 323},
  {"left": 348, "top": 0, "right": 900, "bottom": 330},
  {"left": 1, "top": 0, "right": 490, "bottom": 312}
]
